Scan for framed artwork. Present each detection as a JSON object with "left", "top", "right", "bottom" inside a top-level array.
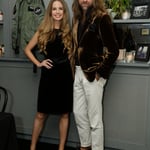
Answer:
[
  {"left": 135, "top": 43, "right": 150, "bottom": 62},
  {"left": 131, "top": 3, "right": 150, "bottom": 19},
  {"left": 141, "top": 28, "right": 150, "bottom": 36}
]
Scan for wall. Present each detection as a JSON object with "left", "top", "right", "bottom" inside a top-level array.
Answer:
[{"left": 0, "top": 0, "right": 72, "bottom": 58}]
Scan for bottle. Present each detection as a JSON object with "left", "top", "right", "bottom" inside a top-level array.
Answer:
[
  {"left": 124, "top": 28, "right": 136, "bottom": 52},
  {"left": 0, "top": 11, "right": 4, "bottom": 21}
]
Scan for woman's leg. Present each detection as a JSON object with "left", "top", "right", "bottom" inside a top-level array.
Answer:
[
  {"left": 58, "top": 113, "right": 69, "bottom": 150},
  {"left": 30, "top": 112, "right": 47, "bottom": 150}
]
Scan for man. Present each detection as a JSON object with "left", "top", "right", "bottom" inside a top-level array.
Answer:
[{"left": 70, "top": 0, "right": 119, "bottom": 150}]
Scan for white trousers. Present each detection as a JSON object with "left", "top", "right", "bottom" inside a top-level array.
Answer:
[{"left": 73, "top": 66, "right": 106, "bottom": 150}]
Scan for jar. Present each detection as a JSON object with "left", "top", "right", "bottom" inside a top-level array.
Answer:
[{"left": 0, "top": 11, "right": 4, "bottom": 21}]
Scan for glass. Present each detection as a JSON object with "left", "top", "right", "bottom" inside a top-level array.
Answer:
[{"left": 126, "top": 51, "right": 135, "bottom": 63}]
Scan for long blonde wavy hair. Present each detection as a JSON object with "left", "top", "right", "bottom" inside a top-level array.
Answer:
[{"left": 37, "top": 0, "right": 72, "bottom": 54}]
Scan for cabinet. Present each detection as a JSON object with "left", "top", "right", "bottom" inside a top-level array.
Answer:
[
  {"left": 103, "top": 65, "right": 150, "bottom": 150},
  {"left": 102, "top": 19, "right": 150, "bottom": 150},
  {"left": 113, "top": 19, "right": 150, "bottom": 66}
]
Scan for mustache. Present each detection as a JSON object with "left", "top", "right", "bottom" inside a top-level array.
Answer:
[{"left": 81, "top": 1, "right": 89, "bottom": 4}]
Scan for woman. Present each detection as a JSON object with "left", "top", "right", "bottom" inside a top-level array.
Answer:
[{"left": 24, "top": 0, "right": 73, "bottom": 150}]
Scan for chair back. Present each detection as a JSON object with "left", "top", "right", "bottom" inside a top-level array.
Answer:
[{"left": 0, "top": 86, "right": 8, "bottom": 112}]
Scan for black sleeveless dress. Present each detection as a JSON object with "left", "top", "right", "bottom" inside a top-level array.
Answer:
[{"left": 37, "top": 31, "right": 73, "bottom": 114}]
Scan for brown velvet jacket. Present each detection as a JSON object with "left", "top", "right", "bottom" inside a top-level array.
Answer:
[{"left": 71, "top": 14, "right": 119, "bottom": 82}]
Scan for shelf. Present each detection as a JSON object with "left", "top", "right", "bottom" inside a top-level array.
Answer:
[
  {"left": 116, "top": 60, "right": 150, "bottom": 68},
  {"left": 0, "top": 56, "right": 29, "bottom": 62},
  {"left": 113, "top": 19, "right": 150, "bottom": 24}
]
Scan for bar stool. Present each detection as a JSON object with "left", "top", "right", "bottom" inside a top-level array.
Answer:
[
  {"left": 0, "top": 86, "right": 18, "bottom": 150},
  {"left": 0, "top": 86, "right": 8, "bottom": 112}
]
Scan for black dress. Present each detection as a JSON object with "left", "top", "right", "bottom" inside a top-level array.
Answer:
[{"left": 37, "top": 30, "right": 73, "bottom": 114}]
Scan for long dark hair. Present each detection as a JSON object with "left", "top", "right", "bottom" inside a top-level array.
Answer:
[{"left": 72, "top": 0, "right": 107, "bottom": 23}]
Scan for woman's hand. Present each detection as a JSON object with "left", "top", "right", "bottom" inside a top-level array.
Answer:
[{"left": 38, "top": 59, "right": 53, "bottom": 69}]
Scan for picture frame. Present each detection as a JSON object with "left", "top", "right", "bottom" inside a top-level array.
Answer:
[
  {"left": 131, "top": 3, "right": 150, "bottom": 19},
  {"left": 135, "top": 43, "right": 150, "bottom": 62},
  {"left": 141, "top": 28, "right": 150, "bottom": 36}
]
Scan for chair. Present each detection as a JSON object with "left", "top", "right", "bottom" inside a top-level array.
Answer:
[
  {"left": 0, "top": 86, "right": 18, "bottom": 150},
  {"left": 0, "top": 86, "right": 8, "bottom": 112}
]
